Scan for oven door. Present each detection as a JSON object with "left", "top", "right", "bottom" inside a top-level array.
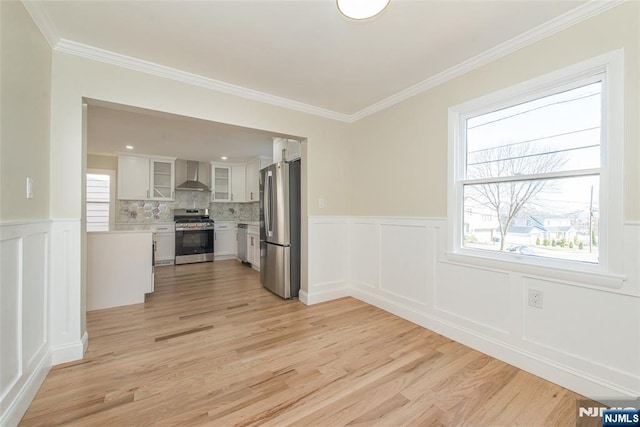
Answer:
[{"left": 175, "top": 228, "right": 214, "bottom": 262}]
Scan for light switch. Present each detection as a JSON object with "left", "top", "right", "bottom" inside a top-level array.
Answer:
[
  {"left": 318, "top": 198, "right": 325, "bottom": 209},
  {"left": 26, "top": 177, "right": 34, "bottom": 199}
]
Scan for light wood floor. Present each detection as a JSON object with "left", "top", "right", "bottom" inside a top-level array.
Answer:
[{"left": 22, "top": 260, "right": 583, "bottom": 426}]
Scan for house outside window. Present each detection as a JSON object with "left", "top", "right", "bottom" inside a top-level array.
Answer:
[{"left": 449, "top": 51, "right": 624, "bottom": 274}]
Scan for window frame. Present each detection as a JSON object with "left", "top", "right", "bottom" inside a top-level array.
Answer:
[
  {"left": 447, "top": 50, "right": 624, "bottom": 286},
  {"left": 86, "top": 168, "right": 116, "bottom": 232}
]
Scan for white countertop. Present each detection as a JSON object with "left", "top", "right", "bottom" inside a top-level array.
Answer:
[{"left": 88, "top": 222, "right": 174, "bottom": 234}]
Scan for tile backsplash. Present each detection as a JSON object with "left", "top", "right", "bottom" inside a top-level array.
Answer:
[
  {"left": 118, "top": 200, "right": 172, "bottom": 223},
  {"left": 116, "top": 193, "right": 259, "bottom": 223},
  {"left": 210, "top": 202, "right": 259, "bottom": 222}
]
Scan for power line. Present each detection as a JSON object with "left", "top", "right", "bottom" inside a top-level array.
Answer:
[
  {"left": 467, "top": 91, "right": 600, "bottom": 130},
  {"left": 468, "top": 126, "right": 600, "bottom": 154},
  {"left": 467, "top": 144, "right": 600, "bottom": 167}
]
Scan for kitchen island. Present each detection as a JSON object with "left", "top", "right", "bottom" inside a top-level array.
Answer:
[{"left": 87, "top": 226, "right": 155, "bottom": 311}]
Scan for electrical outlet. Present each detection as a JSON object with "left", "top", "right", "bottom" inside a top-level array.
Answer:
[{"left": 528, "top": 289, "right": 543, "bottom": 309}]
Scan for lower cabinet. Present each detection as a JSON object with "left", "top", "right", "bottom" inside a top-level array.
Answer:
[
  {"left": 214, "top": 222, "right": 237, "bottom": 260},
  {"left": 153, "top": 223, "right": 175, "bottom": 266},
  {"left": 247, "top": 226, "right": 260, "bottom": 271}
]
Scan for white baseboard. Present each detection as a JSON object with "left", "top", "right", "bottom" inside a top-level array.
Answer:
[
  {"left": 51, "top": 337, "right": 86, "bottom": 365},
  {"left": 350, "top": 285, "right": 638, "bottom": 400},
  {"left": 302, "top": 283, "right": 350, "bottom": 305},
  {"left": 0, "top": 349, "right": 51, "bottom": 427}
]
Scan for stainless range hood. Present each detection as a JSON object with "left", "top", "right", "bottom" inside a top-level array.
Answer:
[{"left": 175, "top": 160, "right": 211, "bottom": 192}]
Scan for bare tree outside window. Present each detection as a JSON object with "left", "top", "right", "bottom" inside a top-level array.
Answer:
[{"left": 466, "top": 144, "right": 567, "bottom": 250}]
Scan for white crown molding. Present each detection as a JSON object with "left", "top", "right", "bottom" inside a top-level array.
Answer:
[
  {"left": 21, "top": 0, "right": 60, "bottom": 48},
  {"left": 349, "top": 0, "right": 627, "bottom": 121},
  {"left": 22, "top": 0, "right": 625, "bottom": 123},
  {"left": 54, "top": 38, "right": 352, "bottom": 123}
]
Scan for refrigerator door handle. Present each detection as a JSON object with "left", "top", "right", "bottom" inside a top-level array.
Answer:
[{"left": 266, "top": 170, "right": 273, "bottom": 238}]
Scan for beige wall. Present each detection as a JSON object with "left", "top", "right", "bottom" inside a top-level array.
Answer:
[
  {"left": 350, "top": 2, "right": 640, "bottom": 221},
  {"left": 50, "top": 53, "right": 351, "bottom": 220},
  {"left": 87, "top": 154, "right": 117, "bottom": 171},
  {"left": 0, "top": 1, "right": 51, "bottom": 221}
]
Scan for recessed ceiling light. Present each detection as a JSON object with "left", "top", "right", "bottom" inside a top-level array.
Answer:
[
  {"left": 125, "top": 145, "right": 134, "bottom": 150},
  {"left": 337, "top": 0, "right": 390, "bottom": 20},
  {"left": 221, "top": 156, "right": 228, "bottom": 160}
]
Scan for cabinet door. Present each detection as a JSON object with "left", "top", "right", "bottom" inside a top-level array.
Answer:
[
  {"left": 231, "top": 165, "right": 246, "bottom": 202},
  {"left": 150, "top": 158, "right": 175, "bottom": 200},
  {"left": 211, "top": 164, "right": 231, "bottom": 201},
  {"left": 154, "top": 232, "right": 175, "bottom": 264},
  {"left": 247, "top": 234, "right": 260, "bottom": 270},
  {"left": 246, "top": 234, "right": 255, "bottom": 264},
  {"left": 117, "top": 155, "right": 150, "bottom": 200},
  {"left": 214, "top": 225, "right": 235, "bottom": 256},
  {"left": 245, "top": 159, "right": 260, "bottom": 202}
]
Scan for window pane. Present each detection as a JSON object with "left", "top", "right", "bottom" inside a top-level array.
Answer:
[
  {"left": 86, "top": 173, "right": 111, "bottom": 231},
  {"left": 463, "top": 175, "right": 599, "bottom": 264},
  {"left": 466, "top": 81, "right": 602, "bottom": 179}
]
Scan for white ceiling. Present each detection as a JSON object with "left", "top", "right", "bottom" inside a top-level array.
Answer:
[
  {"left": 87, "top": 102, "right": 279, "bottom": 163},
  {"left": 34, "top": 0, "right": 589, "bottom": 116},
  {"left": 30, "top": 0, "right": 601, "bottom": 162}
]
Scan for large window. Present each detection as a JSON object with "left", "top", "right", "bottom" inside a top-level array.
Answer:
[
  {"left": 449, "top": 52, "right": 623, "bottom": 272},
  {"left": 86, "top": 171, "right": 114, "bottom": 231}
]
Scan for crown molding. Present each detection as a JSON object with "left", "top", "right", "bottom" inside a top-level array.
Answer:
[
  {"left": 21, "top": 0, "right": 60, "bottom": 48},
  {"left": 22, "top": 0, "right": 625, "bottom": 123},
  {"left": 54, "top": 39, "right": 352, "bottom": 123},
  {"left": 349, "top": 0, "right": 627, "bottom": 121}
]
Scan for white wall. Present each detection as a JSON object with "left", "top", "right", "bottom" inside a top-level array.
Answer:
[
  {"left": 0, "top": 222, "right": 51, "bottom": 426},
  {"left": 307, "top": 217, "right": 640, "bottom": 400},
  {"left": 0, "top": 2, "right": 53, "bottom": 425},
  {"left": 309, "top": 2, "right": 640, "bottom": 403}
]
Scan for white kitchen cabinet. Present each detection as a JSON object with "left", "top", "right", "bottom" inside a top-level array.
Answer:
[
  {"left": 118, "top": 155, "right": 151, "bottom": 200},
  {"left": 245, "top": 158, "right": 259, "bottom": 202},
  {"left": 273, "top": 138, "right": 301, "bottom": 163},
  {"left": 153, "top": 223, "right": 175, "bottom": 266},
  {"left": 231, "top": 165, "right": 246, "bottom": 202},
  {"left": 247, "top": 225, "right": 260, "bottom": 271},
  {"left": 150, "top": 158, "right": 175, "bottom": 201},
  {"left": 118, "top": 155, "right": 175, "bottom": 201},
  {"left": 214, "top": 222, "right": 236, "bottom": 260},
  {"left": 211, "top": 163, "right": 231, "bottom": 202}
]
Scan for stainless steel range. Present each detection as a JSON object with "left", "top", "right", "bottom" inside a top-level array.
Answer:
[{"left": 174, "top": 208, "right": 214, "bottom": 265}]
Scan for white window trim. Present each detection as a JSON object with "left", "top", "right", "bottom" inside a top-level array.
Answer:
[
  {"left": 87, "top": 168, "right": 116, "bottom": 229},
  {"left": 447, "top": 50, "right": 625, "bottom": 288}
]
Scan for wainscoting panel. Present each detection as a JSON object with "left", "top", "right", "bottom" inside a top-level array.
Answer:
[
  {"left": 379, "top": 223, "right": 432, "bottom": 307},
  {"left": 435, "top": 262, "right": 511, "bottom": 335},
  {"left": 351, "top": 222, "right": 379, "bottom": 289},
  {"left": 307, "top": 217, "right": 349, "bottom": 304},
  {"left": 0, "top": 221, "right": 51, "bottom": 427},
  {"left": 523, "top": 276, "right": 640, "bottom": 392},
  {"left": 49, "top": 219, "right": 84, "bottom": 365},
  {"left": 341, "top": 216, "right": 640, "bottom": 400}
]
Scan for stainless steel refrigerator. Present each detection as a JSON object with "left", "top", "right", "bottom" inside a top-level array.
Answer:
[{"left": 259, "top": 160, "right": 301, "bottom": 299}]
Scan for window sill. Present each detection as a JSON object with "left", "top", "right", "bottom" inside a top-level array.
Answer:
[{"left": 443, "top": 250, "right": 626, "bottom": 290}]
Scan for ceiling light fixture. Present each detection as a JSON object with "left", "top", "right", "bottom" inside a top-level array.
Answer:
[
  {"left": 337, "top": 0, "right": 390, "bottom": 20},
  {"left": 221, "top": 156, "right": 228, "bottom": 160},
  {"left": 125, "top": 145, "right": 134, "bottom": 150}
]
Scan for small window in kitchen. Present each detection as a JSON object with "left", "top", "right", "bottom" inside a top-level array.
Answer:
[{"left": 86, "top": 170, "right": 115, "bottom": 232}]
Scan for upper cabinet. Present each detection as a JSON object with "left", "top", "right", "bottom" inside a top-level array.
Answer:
[
  {"left": 118, "top": 155, "right": 175, "bottom": 201},
  {"left": 245, "top": 159, "right": 259, "bottom": 202},
  {"left": 231, "top": 164, "right": 246, "bottom": 203},
  {"left": 273, "top": 138, "right": 301, "bottom": 163},
  {"left": 150, "top": 158, "right": 175, "bottom": 200},
  {"left": 211, "top": 163, "right": 231, "bottom": 202}
]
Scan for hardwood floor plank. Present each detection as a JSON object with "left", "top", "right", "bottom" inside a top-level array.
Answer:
[{"left": 20, "top": 260, "right": 584, "bottom": 426}]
